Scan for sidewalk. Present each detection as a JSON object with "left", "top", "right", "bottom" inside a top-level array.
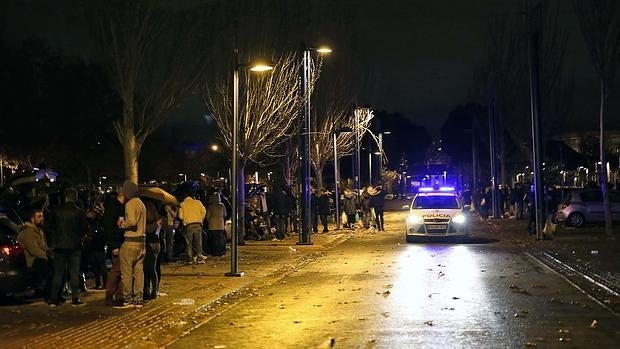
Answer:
[{"left": 0, "top": 229, "right": 353, "bottom": 349}]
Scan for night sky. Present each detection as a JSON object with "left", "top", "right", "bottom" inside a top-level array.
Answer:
[{"left": 1, "top": 0, "right": 618, "bottom": 134}]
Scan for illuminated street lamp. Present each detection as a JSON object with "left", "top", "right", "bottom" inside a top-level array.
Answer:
[
  {"left": 226, "top": 46, "right": 273, "bottom": 278},
  {"left": 299, "top": 44, "right": 331, "bottom": 246}
]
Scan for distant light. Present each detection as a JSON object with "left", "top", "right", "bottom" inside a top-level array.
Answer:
[
  {"left": 383, "top": 131, "right": 391, "bottom": 135},
  {"left": 250, "top": 63, "right": 273, "bottom": 72},
  {"left": 438, "top": 148, "right": 442, "bottom": 151},
  {"left": 178, "top": 173, "right": 184, "bottom": 176},
  {"left": 316, "top": 46, "right": 332, "bottom": 54},
  {"left": 374, "top": 151, "right": 381, "bottom": 155},
  {"left": 211, "top": 144, "right": 219, "bottom": 151}
]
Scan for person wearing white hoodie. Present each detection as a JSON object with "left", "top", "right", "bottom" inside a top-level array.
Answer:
[{"left": 115, "top": 180, "right": 147, "bottom": 308}]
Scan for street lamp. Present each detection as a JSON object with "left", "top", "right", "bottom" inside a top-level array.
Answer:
[
  {"left": 299, "top": 44, "right": 331, "bottom": 245},
  {"left": 333, "top": 126, "right": 352, "bottom": 230},
  {"left": 226, "top": 46, "right": 273, "bottom": 278}
]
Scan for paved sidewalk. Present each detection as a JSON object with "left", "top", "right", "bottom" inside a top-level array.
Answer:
[{"left": 0, "top": 229, "right": 354, "bottom": 349}]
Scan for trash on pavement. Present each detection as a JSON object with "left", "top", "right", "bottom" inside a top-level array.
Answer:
[{"left": 173, "top": 298, "right": 195, "bottom": 306}]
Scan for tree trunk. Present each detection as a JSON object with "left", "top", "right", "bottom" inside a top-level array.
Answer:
[
  {"left": 599, "top": 79, "right": 614, "bottom": 237},
  {"left": 123, "top": 131, "right": 140, "bottom": 183},
  {"left": 314, "top": 163, "right": 325, "bottom": 189}
]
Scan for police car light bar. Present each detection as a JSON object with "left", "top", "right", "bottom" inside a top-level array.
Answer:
[{"left": 418, "top": 186, "right": 455, "bottom": 192}]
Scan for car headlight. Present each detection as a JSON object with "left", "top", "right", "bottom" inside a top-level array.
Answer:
[
  {"left": 451, "top": 214, "right": 466, "bottom": 224},
  {"left": 407, "top": 215, "right": 423, "bottom": 225}
]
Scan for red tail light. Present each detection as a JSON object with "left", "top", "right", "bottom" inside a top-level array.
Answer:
[{"left": 1, "top": 245, "right": 23, "bottom": 257}]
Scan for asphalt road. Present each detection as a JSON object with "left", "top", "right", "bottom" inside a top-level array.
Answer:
[{"left": 170, "top": 212, "right": 620, "bottom": 349}]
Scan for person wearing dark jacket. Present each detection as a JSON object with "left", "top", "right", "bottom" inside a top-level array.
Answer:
[
  {"left": 102, "top": 190, "right": 125, "bottom": 306},
  {"left": 317, "top": 189, "right": 331, "bottom": 233},
  {"left": 48, "top": 187, "right": 89, "bottom": 307},
  {"left": 370, "top": 186, "right": 385, "bottom": 231},
  {"left": 143, "top": 199, "right": 163, "bottom": 300}
]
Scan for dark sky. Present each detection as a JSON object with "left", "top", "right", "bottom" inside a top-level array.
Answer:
[{"left": 2, "top": 0, "right": 617, "bottom": 135}]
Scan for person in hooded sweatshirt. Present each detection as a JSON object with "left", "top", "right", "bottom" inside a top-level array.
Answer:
[
  {"left": 115, "top": 180, "right": 147, "bottom": 308},
  {"left": 205, "top": 192, "right": 227, "bottom": 256}
]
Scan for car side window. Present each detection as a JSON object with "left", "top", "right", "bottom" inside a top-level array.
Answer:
[{"left": 580, "top": 191, "right": 603, "bottom": 202}]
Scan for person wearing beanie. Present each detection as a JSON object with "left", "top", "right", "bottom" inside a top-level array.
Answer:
[{"left": 115, "top": 180, "right": 147, "bottom": 308}]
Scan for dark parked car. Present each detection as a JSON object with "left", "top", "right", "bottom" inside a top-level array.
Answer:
[{"left": 0, "top": 211, "right": 29, "bottom": 297}]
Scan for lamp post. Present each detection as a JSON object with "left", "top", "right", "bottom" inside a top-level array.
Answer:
[
  {"left": 226, "top": 44, "right": 273, "bottom": 277},
  {"left": 333, "top": 126, "right": 352, "bottom": 230},
  {"left": 299, "top": 44, "right": 331, "bottom": 246}
]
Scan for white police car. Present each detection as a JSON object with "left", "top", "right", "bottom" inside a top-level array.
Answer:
[{"left": 405, "top": 186, "right": 469, "bottom": 242}]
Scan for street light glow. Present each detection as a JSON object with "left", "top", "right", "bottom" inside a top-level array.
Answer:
[
  {"left": 249, "top": 63, "right": 273, "bottom": 72},
  {"left": 316, "top": 46, "right": 332, "bottom": 54},
  {"left": 211, "top": 144, "right": 219, "bottom": 151}
]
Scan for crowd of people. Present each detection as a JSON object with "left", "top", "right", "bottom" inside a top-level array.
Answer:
[
  {"left": 461, "top": 182, "right": 563, "bottom": 234},
  {"left": 13, "top": 177, "right": 389, "bottom": 309},
  {"left": 15, "top": 180, "right": 229, "bottom": 309}
]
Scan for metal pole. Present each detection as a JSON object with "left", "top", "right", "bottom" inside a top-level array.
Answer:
[
  {"left": 354, "top": 109, "right": 361, "bottom": 194},
  {"left": 368, "top": 152, "right": 372, "bottom": 186},
  {"left": 488, "top": 97, "right": 499, "bottom": 219},
  {"left": 378, "top": 133, "right": 383, "bottom": 186},
  {"left": 472, "top": 127, "right": 477, "bottom": 189},
  {"left": 298, "top": 47, "right": 312, "bottom": 245},
  {"left": 333, "top": 130, "right": 341, "bottom": 230},
  {"left": 226, "top": 39, "right": 243, "bottom": 277},
  {"left": 529, "top": 20, "right": 545, "bottom": 241},
  {"left": 0, "top": 155, "right": 3, "bottom": 188}
]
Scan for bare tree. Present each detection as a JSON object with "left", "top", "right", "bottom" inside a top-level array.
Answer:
[
  {"left": 206, "top": 51, "right": 320, "bottom": 237},
  {"left": 309, "top": 100, "right": 373, "bottom": 189},
  {"left": 573, "top": 0, "right": 620, "bottom": 237},
  {"left": 94, "top": 0, "right": 219, "bottom": 182}
]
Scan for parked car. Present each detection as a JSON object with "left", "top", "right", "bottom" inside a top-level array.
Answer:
[
  {"left": 0, "top": 210, "right": 30, "bottom": 297},
  {"left": 555, "top": 189, "right": 620, "bottom": 227}
]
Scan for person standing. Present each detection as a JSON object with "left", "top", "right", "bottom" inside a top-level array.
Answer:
[
  {"left": 342, "top": 189, "right": 358, "bottom": 229},
  {"left": 17, "top": 209, "right": 54, "bottom": 302},
  {"left": 370, "top": 186, "right": 386, "bottom": 231},
  {"left": 206, "top": 193, "right": 227, "bottom": 256},
  {"left": 102, "top": 189, "right": 124, "bottom": 306},
  {"left": 116, "top": 180, "right": 147, "bottom": 308},
  {"left": 163, "top": 203, "right": 178, "bottom": 262},
  {"left": 317, "top": 189, "right": 331, "bottom": 233},
  {"left": 48, "top": 188, "right": 89, "bottom": 307},
  {"left": 178, "top": 192, "right": 206, "bottom": 264},
  {"left": 143, "top": 199, "right": 163, "bottom": 300}
]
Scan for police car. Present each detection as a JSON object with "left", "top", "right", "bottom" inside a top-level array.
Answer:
[{"left": 405, "top": 186, "right": 469, "bottom": 242}]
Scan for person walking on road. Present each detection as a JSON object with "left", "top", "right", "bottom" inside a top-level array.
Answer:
[
  {"left": 116, "top": 180, "right": 147, "bottom": 308},
  {"left": 48, "top": 187, "right": 89, "bottom": 307},
  {"left": 178, "top": 192, "right": 207, "bottom": 264},
  {"left": 163, "top": 203, "right": 178, "bottom": 262},
  {"left": 143, "top": 199, "right": 163, "bottom": 300}
]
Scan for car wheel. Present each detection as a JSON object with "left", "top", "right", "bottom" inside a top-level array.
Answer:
[{"left": 566, "top": 212, "right": 585, "bottom": 227}]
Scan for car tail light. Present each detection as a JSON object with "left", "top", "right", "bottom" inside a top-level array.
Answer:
[{"left": 1, "top": 245, "right": 23, "bottom": 257}]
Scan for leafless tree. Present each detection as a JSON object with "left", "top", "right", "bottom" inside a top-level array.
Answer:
[
  {"left": 478, "top": 13, "right": 525, "bottom": 185},
  {"left": 573, "top": 0, "right": 620, "bottom": 237},
  {"left": 206, "top": 51, "right": 320, "bottom": 237},
  {"left": 309, "top": 100, "right": 373, "bottom": 189},
  {"left": 94, "top": 0, "right": 219, "bottom": 182}
]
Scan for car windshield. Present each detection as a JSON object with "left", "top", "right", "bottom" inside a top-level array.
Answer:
[{"left": 412, "top": 195, "right": 460, "bottom": 209}]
